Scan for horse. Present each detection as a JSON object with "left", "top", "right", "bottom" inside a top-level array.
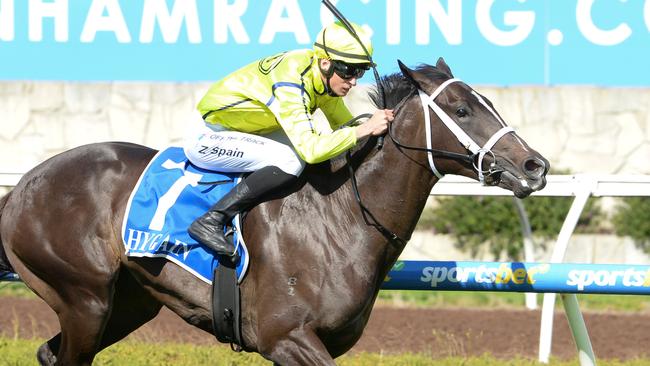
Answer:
[{"left": 0, "top": 58, "right": 548, "bottom": 365}]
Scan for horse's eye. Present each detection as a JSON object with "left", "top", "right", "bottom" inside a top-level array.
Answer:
[{"left": 456, "top": 108, "right": 468, "bottom": 118}]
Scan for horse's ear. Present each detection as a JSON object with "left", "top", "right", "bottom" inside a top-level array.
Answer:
[
  {"left": 435, "top": 57, "right": 454, "bottom": 78},
  {"left": 398, "top": 60, "right": 424, "bottom": 89}
]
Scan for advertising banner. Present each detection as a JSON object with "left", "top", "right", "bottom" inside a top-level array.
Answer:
[
  {"left": 1, "top": 0, "right": 649, "bottom": 85},
  {"left": 383, "top": 260, "right": 650, "bottom": 294}
]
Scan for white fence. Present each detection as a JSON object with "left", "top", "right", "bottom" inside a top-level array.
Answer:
[
  {"left": 0, "top": 172, "right": 22, "bottom": 187},
  {"left": 431, "top": 174, "right": 650, "bottom": 366},
  {"left": 2, "top": 172, "right": 650, "bottom": 365}
]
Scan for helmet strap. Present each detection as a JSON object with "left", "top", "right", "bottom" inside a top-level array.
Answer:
[
  {"left": 319, "top": 61, "right": 338, "bottom": 97},
  {"left": 320, "top": 28, "right": 340, "bottom": 96},
  {"left": 325, "top": 77, "right": 337, "bottom": 97}
]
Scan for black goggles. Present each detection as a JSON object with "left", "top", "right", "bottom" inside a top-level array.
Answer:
[{"left": 331, "top": 60, "right": 369, "bottom": 80}]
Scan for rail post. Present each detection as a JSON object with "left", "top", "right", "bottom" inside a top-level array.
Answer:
[{"left": 539, "top": 178, "right": 594, "bottom": 365}]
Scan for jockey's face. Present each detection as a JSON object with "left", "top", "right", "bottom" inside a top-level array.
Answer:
[{"left": 319, "top": 59, "right": 360, "bottom": 97}]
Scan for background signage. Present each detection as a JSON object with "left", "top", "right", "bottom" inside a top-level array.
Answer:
[{"left": 1, "top": 0, "right": 649, "bottom": 85}]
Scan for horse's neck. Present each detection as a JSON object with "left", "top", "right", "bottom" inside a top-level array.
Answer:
[{"left": 325, "top": 139, "right": 437, "bottom": 274}]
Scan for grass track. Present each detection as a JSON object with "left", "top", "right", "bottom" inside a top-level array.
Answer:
[
  {"left": 3, "top": 283, "right": 650, "bottom": 365},
  {"left": 2, "top": 338, "right": 649, "bottom": 366}
]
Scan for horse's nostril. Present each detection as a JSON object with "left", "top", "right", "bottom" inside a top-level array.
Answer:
[
  {"left": 524, "top": 159, "right": 540, "bottom": 172},
  {"left": 523, "top": 158, "right": 546, "bottom": 178}
]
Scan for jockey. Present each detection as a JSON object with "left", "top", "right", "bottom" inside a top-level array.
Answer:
[{"left": 185, "top": 21, "right": 394, "bottom": 256}]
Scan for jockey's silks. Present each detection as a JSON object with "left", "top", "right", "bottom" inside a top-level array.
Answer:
[{"left": 197, "top": 49, "right": 357, "bottom": 164}]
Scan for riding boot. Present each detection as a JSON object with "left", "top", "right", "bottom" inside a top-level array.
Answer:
[{"left": 188, "top": 166, "right": 298, "bottom": 256}]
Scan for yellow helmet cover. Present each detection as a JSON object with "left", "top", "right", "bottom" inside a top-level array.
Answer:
[{"left": 313, "top": 21, "right": 374, "bottom": 65}]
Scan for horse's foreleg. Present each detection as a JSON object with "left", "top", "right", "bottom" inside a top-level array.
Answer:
[{"left": 264, "top": 327, "right": 336, "bottom": 366}]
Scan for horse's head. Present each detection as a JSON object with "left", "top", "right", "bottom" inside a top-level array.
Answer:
[{"left": 386, "top": 58, "right": 548, "bottom": 198}]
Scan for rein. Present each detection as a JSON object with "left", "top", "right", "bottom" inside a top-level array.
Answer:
[
  {"left": 341, "top": 114, "right": 408, "bottom": 246},
  {"left": 345, "top": 152, "right": 407, "bottom": 247}
]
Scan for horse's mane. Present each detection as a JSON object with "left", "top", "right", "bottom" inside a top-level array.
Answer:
[
  {"left": 368, "top": 64, "right": 452, "bottom": 109},
  {"left": 304, "top": 64, "right": 452, "bottom": 194},
  {"left": 303, "top": 63, "right": 453, "bottom": 194}
]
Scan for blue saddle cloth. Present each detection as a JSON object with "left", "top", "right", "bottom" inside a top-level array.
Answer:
[
  {"left": 122, "top": 146, "right": 249, "bottom": 284},
  {"left": 0, "top": 271, "right": 20, "bottom": 282}
]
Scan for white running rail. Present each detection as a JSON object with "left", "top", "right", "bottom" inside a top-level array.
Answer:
[
  {"left": 0, "top": 172, "right": 22, "bottom": 187},
  {"left": 432, "top": 174, "right": 650, "bottom": 366}
]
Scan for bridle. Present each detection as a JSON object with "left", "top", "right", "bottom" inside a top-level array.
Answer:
[
  {"left": 388, "top": 77, "right": 515, "bottom": 185},
  {"left": 320, "top": 0, "right": 518, "bottom": 252},
  {"left": 346, "top": 75, "right": 517, "bottom": 245}
]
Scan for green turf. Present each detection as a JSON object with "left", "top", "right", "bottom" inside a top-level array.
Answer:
[
  {"left": 2, "top": 337, "right": 648, "bottom": 366},
  {"left": 0, "top": 282, "right": 35, "bottom": 299}
]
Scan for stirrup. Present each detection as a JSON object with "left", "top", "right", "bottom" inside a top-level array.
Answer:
[{"left": 219, "top": 227, "right": 237, "bottom": 256}]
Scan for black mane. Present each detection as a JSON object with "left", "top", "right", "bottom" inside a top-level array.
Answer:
[{"left": 368, "top": 64, "right": 452, "bottom": 109}]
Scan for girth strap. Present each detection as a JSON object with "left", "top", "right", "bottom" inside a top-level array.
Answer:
[{"left": 212, "top": 254, "right": 243, "bottom": 351}]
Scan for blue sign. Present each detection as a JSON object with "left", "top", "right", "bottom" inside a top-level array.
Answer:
[
  {"left": 383, "top": 260, "right": 650, "bottom": 295},
  {"left": 1, "top": 0, "right": 649, "bottom": 85}
]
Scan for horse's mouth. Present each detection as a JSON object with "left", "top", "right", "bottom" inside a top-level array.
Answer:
[
  {"left": 483, "top": 171, "right": 503, "bottom": 186},
  {"left": 482, "top": 155, "right": 548, "bottom": 198},
  {"left": 475, "top": 155, "right": 508, "bottom": 188},
  {"left": 497, "top": 170, "right": 547, "bottom": 198}
]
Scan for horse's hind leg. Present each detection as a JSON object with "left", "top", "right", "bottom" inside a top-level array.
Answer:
[
  {"left": 8, "top": 261, "right": 117, "bottom": 366},
  {"left": 36, "top": 334, "right": 60, "bottom": 366},
  {"left": 30, "top": 270, "right": 160, "bottom": 366},
  {"left": 6, "top": 241, "right": 120, "bottom": 366},
  {"left": 54, "top": 273, "right": 125, "bottom": 365},
  {"left": 50, "top": 268, "right": 164, "bottom": 364},
  {"left": 96, "top": 268, "right": 162, "bottom": 351}
]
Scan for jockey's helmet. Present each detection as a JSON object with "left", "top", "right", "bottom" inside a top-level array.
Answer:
[{"left": 313, "top": 21, "right": 374, "bottom": 65}]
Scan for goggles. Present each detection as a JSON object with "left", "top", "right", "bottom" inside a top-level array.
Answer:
[{"left": 331, "top": 60, "right": 369, "bottom": 80}]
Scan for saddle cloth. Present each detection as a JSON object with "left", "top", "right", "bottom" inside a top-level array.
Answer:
[{"left": 121, "top": 146, "right": 249, "bottom": 284}]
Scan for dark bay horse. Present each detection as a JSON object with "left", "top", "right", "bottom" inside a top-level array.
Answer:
[{"left": 0, "top": 58, "right": 548, "bottom": 365}]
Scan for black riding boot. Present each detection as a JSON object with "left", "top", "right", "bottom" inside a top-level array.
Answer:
[{"left": 188, "top": 166, "right": 297, "bottom": 256}]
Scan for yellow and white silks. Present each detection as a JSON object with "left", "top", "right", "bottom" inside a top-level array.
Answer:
[{"left": 185, "top": 49, "right": 358, "bottom": 176}]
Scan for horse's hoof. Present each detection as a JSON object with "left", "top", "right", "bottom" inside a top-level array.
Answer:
[{"left": 36, "top": 343, "right": 57, "bottom": 366}]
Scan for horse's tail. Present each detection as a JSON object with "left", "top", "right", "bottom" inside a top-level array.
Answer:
[{"left": 0, "top": 192, "right": 14, "bottom": 273}]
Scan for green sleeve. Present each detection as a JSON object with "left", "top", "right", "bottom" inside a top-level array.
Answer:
[
  {"left": 270, "top": 86, "right": 357, "bottom": 164},
  {"left": 319, "top": 96, "right": 355, "bottom": 130}
]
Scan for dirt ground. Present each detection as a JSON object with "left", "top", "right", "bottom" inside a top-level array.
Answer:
[{"left": 1, "top": 296, "right": 649, "bottom": 361}]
